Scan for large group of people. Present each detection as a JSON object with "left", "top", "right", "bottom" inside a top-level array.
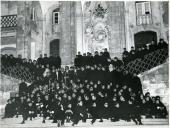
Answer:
[
  {"left": 2, "top": 68, "right": 168, "bottom": 126},
  {"left": 74, "top": 38, "right": 168, "bottom": 67},
  {"left": 1, "top": 53, "right": 61, "bottom": 74},
  {"left": 1, "top": 38, "right": 168, "bottom": 82},
  {"left": 2, "top": 64, "right": 168, "bottom": 126},
  {"left": 1, "top": 38, "right": 168, "bottom": 126}
]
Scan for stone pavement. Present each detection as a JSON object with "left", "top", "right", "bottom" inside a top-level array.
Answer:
[{"left": 0, "top": 116, "right": 169, "bottom": 128}]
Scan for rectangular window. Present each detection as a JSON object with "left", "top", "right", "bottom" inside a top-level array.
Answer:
[
  {"left": 53, "top": 12, "right": 59, "bottom": 24},
  {"left": 31, "top": 8, "right": 35, "bottom": 21},
  {"left": 136, "top": 2, "right": 152, "bottom": 25}
]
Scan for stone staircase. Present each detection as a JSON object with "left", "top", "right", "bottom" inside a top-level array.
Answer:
[
  {"left": 0, "top": 74, "right": 30, "bottom": 116},
  {"left": 120, "top": 48, "right": 168, "bottom": 74},
  {"left": 1, "top": 64, "right": 34, "bottom": 83},
  {"left": 0, "top": 48, "right": 168, "bottom": 84}
]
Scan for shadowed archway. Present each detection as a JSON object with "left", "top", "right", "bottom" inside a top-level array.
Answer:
[{"left": 134, "top": 31, "right": 157, "bottom": 49}]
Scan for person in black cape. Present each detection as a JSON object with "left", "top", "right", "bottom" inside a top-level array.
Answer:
[{"left": 72, "top": 101, "right": 87, "bottom": 126}]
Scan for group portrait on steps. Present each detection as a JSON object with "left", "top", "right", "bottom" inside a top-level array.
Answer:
[{"left": 1, "top": 38, "right": 168, "bottom": 127}]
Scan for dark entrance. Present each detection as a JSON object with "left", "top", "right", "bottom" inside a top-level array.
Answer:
[
  {"left": 50, "top": 39, "right": 60, "bottom": 57},
  {"left": 134, "top": 31, "right": 157, "bottom": 49}
]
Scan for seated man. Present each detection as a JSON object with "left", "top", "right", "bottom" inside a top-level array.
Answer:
[
  {"left": 2, "top": 99, "right": 15, "bottom": 119},
  {"left": 153, "top": 97, "right": 168, "bottom": 118},
  {"left": 158, "top": 38, "right": 168, "bottom": 49},
  {"left": 103, "top": 48, "right": 110, "bottom": 60},
  {"left": 122, "top": 48, "right": 129, "bottom": 57},
  {"left": 149, "top": 40, "right": 158, "bottom": 52}
]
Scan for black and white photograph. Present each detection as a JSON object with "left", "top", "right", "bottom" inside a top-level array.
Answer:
[{"left": 0, "top": 0, "right": 169, "bottom": 128}]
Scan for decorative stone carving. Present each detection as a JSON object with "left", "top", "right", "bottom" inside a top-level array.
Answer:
[
  {"left": 91, "top": 4, "right": 107, "bottom": 19},
  {"left": 84, "top": 2, "right": 110, "bottom": 53}
]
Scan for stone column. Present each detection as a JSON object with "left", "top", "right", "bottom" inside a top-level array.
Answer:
[
  {"left": 124, "top": 1, "right": 133, "bottom": 51},
  {"left": 70, "top": 2, "right": 77, "bottom": 64},
  {"left": 42, "top": 16, "right": 46, "bottom": 56},
  {"left": 75, "top": 1, "right": 83, "bottom": 54},
  {"left": 17, "top": 1, "right": 31, "bottom": 58},
  {"left": 60, "top": 2, "right": 72, "bottom": 65},
  {"left": 107, "top": 1, "right": 126, "bottom": 58}
]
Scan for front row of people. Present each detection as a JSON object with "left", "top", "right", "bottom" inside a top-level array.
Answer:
[{"left": 3, "top": 80, "right": 168, "bottom": 126}]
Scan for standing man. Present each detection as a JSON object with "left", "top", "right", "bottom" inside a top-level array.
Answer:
[{"left": 72, "top": 101, "right": 87, "bottom": 126}]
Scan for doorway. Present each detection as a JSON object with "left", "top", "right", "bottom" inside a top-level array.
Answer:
[
  {"left": 134, "top": 31, "right": 157, "bottom": 49},
  {"left": 50, "top": 39, "right": 60, "bottom": 57}
]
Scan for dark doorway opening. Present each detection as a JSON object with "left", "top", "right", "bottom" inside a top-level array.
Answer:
[
  {"left": 50, "top": 39, "right": 60, "bottom": 57},
  {"left": 134, "top": 31, "right": 157, "bottom": 49}
]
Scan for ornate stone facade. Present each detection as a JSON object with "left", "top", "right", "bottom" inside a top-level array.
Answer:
[
  {"left": 83, "top": 2, "right": 109, "bottom": 53},
  {"left": 0, "top": 1, "right": 169, "bottom": 64}
]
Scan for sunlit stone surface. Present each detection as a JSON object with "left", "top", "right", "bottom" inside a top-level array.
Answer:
[
  {"left": 139, "top": 61, "right": 169, "bottom": 109},
  {"left": 0, "top": 117, "right": 169, "bottom": 128}
]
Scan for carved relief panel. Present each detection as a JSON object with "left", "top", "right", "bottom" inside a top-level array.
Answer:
[{"left": 84, "top": 2, "right": 110, "bottom": 53}]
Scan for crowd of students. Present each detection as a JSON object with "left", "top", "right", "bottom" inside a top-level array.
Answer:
[
  {"left": 1, "top": 38, "right": 168, "bottom": 126},
  {"left": 1, "top": 38, "right": 168, "bottom": 81},
  {"left": 74, "top": 38, "right": 168, "bottom": 67},
  {"left": 2, "top": 65, "right": 168, "bottom": 126}
]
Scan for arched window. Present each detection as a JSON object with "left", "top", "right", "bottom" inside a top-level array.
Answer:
[{"left": 53, "top": 8, "right": 59, "bottom": 24}]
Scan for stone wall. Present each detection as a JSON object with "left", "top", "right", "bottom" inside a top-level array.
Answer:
[
  {"left": 17, "top": 1, "right": 43, "bottom": 59},
  {"left": 107, "top": 1, "right": 126, "bottom": 58},
  {"left": 1, "top": 1, "right": 169, "bottom": 64},
  {"left": 44, "top": 1, "right": 77, "bottom": 65},
  {"left": 82, "top": 1, "right": 126, "bottom": 58},
  {"left": 161, "top": 1, "right": 169, "bottom": 42},
  {"left": 1, "top": 1, "right": 17, "bottom": 16},
  {"left": 1, "top": 36, "right": 17, "bottom": 56},
  {"left": 124, "top": 1, "right": 169, "bottom": 51},
  {"left": 17, "top": 1, "right": 31, "bottom": 58},
  {"left": 30, "top": 1, "right": 43, "bottom": 59},
  {"left": 139, "top": 61, "right": 169, "bottom": 108},
  {"left": 75, "top": 2, "right": 83, "bottom": 54},
  {"left": 0, "top": 74, "right": 20, "bottom": 115},
  {"left": 1, "top": 1, "right": 17, "bottom": 56},
  {"left": 60, "top": 1, "right": 77, "bottom": 65}
]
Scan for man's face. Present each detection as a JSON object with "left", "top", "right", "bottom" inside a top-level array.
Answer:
[
  {"left": 156, "top": 100, "right": 160, "bottom": 104},
  {"left": 104, "top": 103, "right": 108, "bottom": 108},
  {"left": 79, "top": 101, "right": 83, "bottom": 106},
  {"left": 113, "top": 97, "right": 117, "bottom": 101},
  {"left": 92, "top": 103, "right": 96, "bottom": 107}
]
